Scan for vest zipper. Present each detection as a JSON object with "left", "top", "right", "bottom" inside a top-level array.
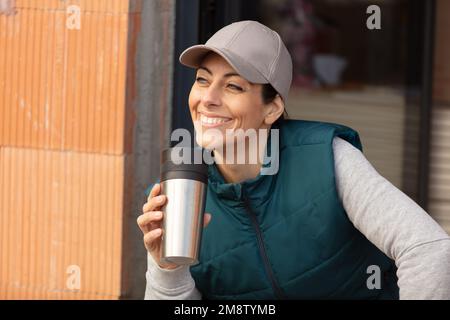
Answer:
[{"left": 242, "top": 198, "right": 286, "bottom": 299}]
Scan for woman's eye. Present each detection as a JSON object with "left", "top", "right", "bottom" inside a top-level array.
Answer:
[
  {"left": 196, "top": 77, "right": 207, "bottom": 84},
  {"left": 227, "top": 84, "right": 243, "bottom": 91}
]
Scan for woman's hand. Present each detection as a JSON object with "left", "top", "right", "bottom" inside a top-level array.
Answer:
[{"left": 137, "top": 183, "right": 212, "bottom": 269}]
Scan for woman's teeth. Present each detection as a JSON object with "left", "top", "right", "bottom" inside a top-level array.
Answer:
[{"left": 200, "top": 115, "right": 231, "bottom": 125}]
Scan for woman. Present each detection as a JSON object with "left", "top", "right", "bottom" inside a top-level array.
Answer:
[{"left": 138, "top": 20, "right": 450, "bottom": 299}]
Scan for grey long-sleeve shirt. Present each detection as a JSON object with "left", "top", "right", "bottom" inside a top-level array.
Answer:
[{"left": 144, "top": 137, "right": 450, "bottom": 300}]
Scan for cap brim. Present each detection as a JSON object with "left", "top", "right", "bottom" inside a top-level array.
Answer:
[{"left": 179, "top": 45, "right": 268, "bottom": 84}]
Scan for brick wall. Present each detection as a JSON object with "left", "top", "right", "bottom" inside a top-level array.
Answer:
[{"left": 0, "top": 0, "right": 142, "bottom": 299}]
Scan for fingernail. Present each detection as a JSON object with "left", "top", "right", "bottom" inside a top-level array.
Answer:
[
  {"left": 155, "top": 212, "right": 162, "bottom": 218},
  {"left": 158, "top": 196, "right": 164, "bottom": 203}
]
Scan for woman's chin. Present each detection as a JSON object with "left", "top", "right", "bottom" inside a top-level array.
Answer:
[{"left": 196, "top": 135, "right": 222, "bottom": 150}]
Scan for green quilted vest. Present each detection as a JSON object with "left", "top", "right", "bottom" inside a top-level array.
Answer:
[{"left": 189, "top": 119, "right": 399, "bottom": 299}]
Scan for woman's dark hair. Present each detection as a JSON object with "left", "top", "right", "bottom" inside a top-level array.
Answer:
[
  {"left": 261, "top": 83, "right": 288, "bottom": 125},
  {"left": 261, "top": 83, "right": 279, "bottom": 104}
]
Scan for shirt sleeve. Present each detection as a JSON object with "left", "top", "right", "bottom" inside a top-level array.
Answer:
[
  {"left": 144, "top": 252, "right": 202, "bottom": 300},
  {"left": 333, "top": 136, "right": 450, "bottom": 299}
]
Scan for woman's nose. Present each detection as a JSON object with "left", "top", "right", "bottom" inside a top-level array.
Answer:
[{"left": 201, "top": 85, "right": 221, "bottom": 107}]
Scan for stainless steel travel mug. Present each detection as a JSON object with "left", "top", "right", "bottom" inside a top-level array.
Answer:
[{"left": 160, "top": 148, "right": 208, "bottom": 266}]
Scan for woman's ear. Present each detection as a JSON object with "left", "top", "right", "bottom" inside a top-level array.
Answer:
[{"left": 264, "top": 94, "right": 285, "bottom": 125}]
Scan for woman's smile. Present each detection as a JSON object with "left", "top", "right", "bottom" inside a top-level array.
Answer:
[{"left": 198, "top": 113, "right": 233, "bottom": 128}]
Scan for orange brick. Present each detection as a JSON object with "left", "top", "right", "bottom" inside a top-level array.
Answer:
[
  {"left": 0, "top": 4, "right": 137, "bottom": 154},
  {"left": 0, "top": 147, "right": 131, "bottom": 299}
]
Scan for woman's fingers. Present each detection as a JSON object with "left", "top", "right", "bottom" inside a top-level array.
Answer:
[
  {"left": 142, "top": 195, "right": 166, "bottom": 213},
  {"left": 142, "top": 183, "right": 163, "bottom": 211},
  {"left": 203, "top": 213, "right": 212, "bottom": 227},
  {"left": 143, "top": 228, "right": 163, "bottom": 249},
  {"left": 149, "top": 183, "right": 160, "bottom": 200},
  {"left": 137, "top": 211, "right": 163, "bottom": 233}
]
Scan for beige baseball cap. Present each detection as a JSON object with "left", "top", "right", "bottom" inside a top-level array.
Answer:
[{"left": 179, "top": 20, "right": 293, "bottom": 102}]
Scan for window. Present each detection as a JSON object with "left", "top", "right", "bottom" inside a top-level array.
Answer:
[{"left": 258, "top": 0, "right": 426, "bottom": 201}]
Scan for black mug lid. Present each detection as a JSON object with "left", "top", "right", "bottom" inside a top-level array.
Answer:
[{"left": 160, "top": 147, "right": 208, "bottom": 183}]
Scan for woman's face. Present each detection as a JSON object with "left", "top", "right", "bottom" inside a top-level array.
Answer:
[{"left": 188, "top": 53, "right": 274, "bottom": 150}]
